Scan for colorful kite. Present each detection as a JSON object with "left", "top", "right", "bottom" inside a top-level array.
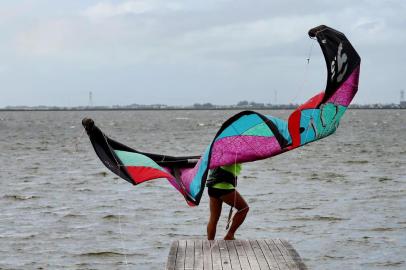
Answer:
[{"left": 83, "top": 25, "right": 361, "bottom": 206}]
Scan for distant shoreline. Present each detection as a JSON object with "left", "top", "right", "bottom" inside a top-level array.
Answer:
[{"left": 0, "top": 107, "right": 405, "bottom": 112}]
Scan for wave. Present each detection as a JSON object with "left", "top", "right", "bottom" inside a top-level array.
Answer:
[
  {"left": 2, "top": 194, "right": 40, "bottom": 201},
  {"left": 292, "top": 215, "right": 346, "bottom": 222},
  {"left": 79, "top": 251, "right": 126, "bottom": 257},
  {"left": 345, "top": 160, "right": 369, "bottom": 164}
]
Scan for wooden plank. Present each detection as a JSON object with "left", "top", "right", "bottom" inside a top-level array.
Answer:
[
  {"left": 226, "top": 240, "right": 242, "bottom": 270},
  {"left": 167, "top": 239, "right": 307, "bottom": 270},
  {"left": 268, "top": 239, "right": 295, "bottom": 270},
  {"left": 203, "top": 240, "right": 213, "bottom": 270},
  {"left": 210, "top": 240, "right": 223, "bottom": 270},
  {"left": 194, "top": 239, "right": 204, "bottom": 270},
  {"left": 279, "top": 240, "right": 307, "bottom": 270},
  {"left": 249, "top": 240, "right": 271, "bottom": 270},
  {"left": 185, "top": 240, "right": 195, "bottom": 270},
  {"left": 258, "top": 240, "right": 281, "bottom": 270},
  {"left": 166, "top": 240, "right": 179, "bottom": 270},
  {"left": 175, "top": 240, "right": 187, "bottom": 269},
  {"left": 266, "top": 239, "right": 289, "bottom": 270},
  {"left": 218, "top": 240, "right": 232, "bottom": 270},
  {"left": 234, "top": 240, "right": 251, "bottom": 269},
  {"left": 240, "top": 240, "right": 261, "bottom": 270},
  {"left": 275, "top": 240, "right": 307, "bottom": 270}
]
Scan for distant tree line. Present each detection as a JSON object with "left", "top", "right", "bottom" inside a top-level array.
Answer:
[
  {"left": 193, "top": 103, "right": 215, "bottom": 108},
  {"left": 2, "top": 101, "right": 404, "bottom": 111},
  {"left": 237, "top": 100, "right": 265, "bottom": 107}
]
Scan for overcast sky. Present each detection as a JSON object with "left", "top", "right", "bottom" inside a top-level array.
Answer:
[{"left": 1, "top": 0, "right": 405, "bottom": 107}]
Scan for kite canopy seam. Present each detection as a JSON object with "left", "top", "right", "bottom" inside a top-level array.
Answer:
[{"left": 83, "top": 25, "right": 361, "bottom": 206}]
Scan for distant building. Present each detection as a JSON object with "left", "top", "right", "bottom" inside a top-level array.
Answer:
[
  {"left": 88, "top": 91, "right": 93, "bottom": 107},
  {"left": 400, "top": 101, "right": 406, "bottom": 109}
]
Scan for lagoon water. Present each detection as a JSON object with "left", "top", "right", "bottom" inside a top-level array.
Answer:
[{"left": 0, "top": 109, "right": 405, "bottom": 270}]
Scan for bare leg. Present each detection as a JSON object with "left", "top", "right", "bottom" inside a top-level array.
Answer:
[
  {"left": 207, "top": 196, "right": 223, "bottom": 240},
  {"left": 220, "top": 190, "right": 249, "bottom": 240}
]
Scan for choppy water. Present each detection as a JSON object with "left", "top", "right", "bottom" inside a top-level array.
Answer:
[{"left": 0, "top": 109, "right": 405, "bottom": 270}]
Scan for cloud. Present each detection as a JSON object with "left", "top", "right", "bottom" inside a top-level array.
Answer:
[
  {"left": 82, "top": 0, "right": 235, "bottom": 21},
  {"left": 2, "top": 0, "right": 406, "bottom": 106},
  {"left": 15, "top": 9, "right": 323, "bottom": 66},
  {"left": 15, "top": 19, "right": 77, "bottom": 56},
  {"left": 82, "top": 0, "right": 184, "bottom": 21},
  {"left": 171, "top": 15, "right": 327, "bottom": 58}
]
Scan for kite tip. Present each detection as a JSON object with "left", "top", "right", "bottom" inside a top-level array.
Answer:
[{"left": 82, "top": 117, "right": 95, "bottom": 132}]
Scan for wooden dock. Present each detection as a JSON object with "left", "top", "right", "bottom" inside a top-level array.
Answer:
[{"left": 166, "top": 239, "right": 307, "bottom": 270}]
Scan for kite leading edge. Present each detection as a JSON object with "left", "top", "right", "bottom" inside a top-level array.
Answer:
[{"left": 82, "top": 25, "right": 361, "bottom": 206}]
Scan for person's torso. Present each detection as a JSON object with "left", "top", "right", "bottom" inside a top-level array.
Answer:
[{"left": 206, "top": 164, "right": 241, "bottom": 189}]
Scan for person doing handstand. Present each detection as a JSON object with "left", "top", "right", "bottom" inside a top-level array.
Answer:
[{"left": 206, "top": 164, "right": 249, "bottom": 240}]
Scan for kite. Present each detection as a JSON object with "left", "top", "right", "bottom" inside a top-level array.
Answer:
[{"left": 82, "top": 25, "right": 361, "bottom": 206}]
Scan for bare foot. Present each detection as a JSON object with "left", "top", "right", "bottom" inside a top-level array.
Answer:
[{"left": 224, "top": 235, "right": 235, "bottom": 240}]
